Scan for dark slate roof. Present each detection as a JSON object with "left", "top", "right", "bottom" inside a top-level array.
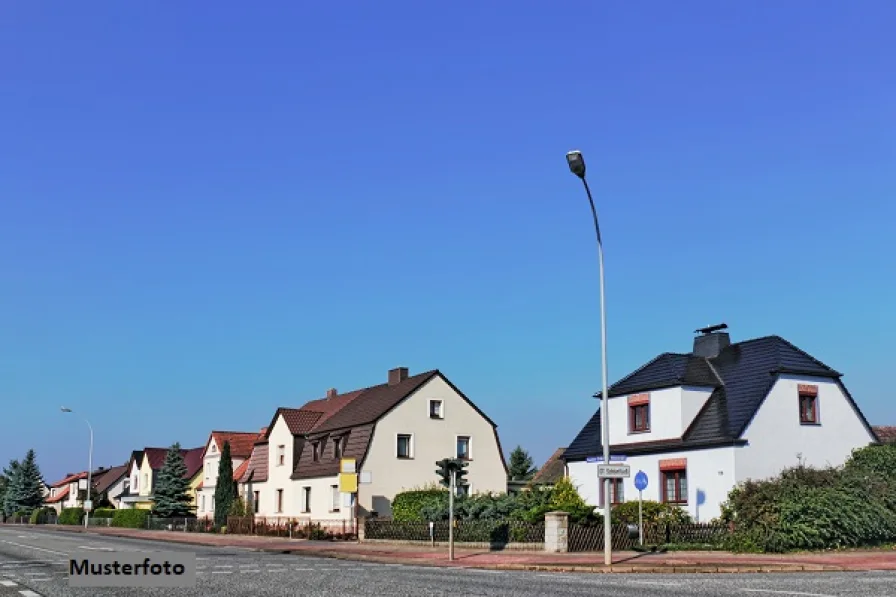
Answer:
[{"left": 566, "top": 335, "right": 868, "bottom": 460}]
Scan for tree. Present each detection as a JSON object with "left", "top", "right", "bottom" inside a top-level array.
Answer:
[
  {"left": 214, "top": 441, "right": 237, "bottom": 527},
  {"left": 5, "top": 451, "right": 44, "bottom": 515},
  {"left": 507, "top": 446, "right": 537, "bottom": 481},
  {"left": 152, "top": 443, "right": 192, "bottom": 518},
  {"left": 1, "top": 459, "right": 20, "bottom": 517}
]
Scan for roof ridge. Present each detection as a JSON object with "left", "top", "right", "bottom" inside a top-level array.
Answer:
[
  {"left": 602, "top": 352, "right": 680, "bottom": 394},
  {"left": 771, "top": 335, "right": 839, "bottom": 373}
]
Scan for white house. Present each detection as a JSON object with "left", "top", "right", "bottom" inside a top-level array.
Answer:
[
  {"left": 196, "top": 430, "right": 262, "bottom": 519},
  {"left": 564, "top": 325, "right": 879, "bottom": 521},
  {"left": 249, "top": 367, "right": 508, "bottom": 521}
]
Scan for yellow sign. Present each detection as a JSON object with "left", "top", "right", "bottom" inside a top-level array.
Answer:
[
  {"left": 339, "top": 472, "right": 358, "bottom": 493},
  {"left": 340, "top": 458, "right": 356, "bottom": 474}
]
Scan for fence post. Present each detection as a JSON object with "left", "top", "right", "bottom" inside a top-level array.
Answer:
[
  {"left": 544, "top": 511, "right": 569, "bottom": 553},
  {"left": 357, "top": 517, "right": 365, "bottom": 542}
]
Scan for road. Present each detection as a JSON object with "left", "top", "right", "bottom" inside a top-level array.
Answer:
[{"left": 0, "top": 527, "right": 893, "bottom": 597}]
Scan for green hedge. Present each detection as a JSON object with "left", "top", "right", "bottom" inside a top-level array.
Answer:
[
  {"left": 59, "top": 508, "right": 84, "bottom": 525},
  {"left": 392, "top": 489, "right": 447, "bottom": 522},
  {"left": 92, "top": 508, "right": 117, "bottom": 519},
  {"left": 111, "top": 509, "right": 149, "bottom": 529},
  {"left": 611, "top": 500, "right": 692, "bottom": 525},
  {"left": 29, "top": 507, "right": 56, "bottom": 524}
]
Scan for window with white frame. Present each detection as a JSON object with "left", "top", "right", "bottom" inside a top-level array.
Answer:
[
  {"left": 396, "top": 434, "right": 412, "bottom": 459},
  {"left": 302, "top": 487, "right": 311, "bottom": 513},
  {"left": 429, "top": 399, "right": 443, "bottom": 419},
  {"left": 456, "top": 436, "right": 471, "bottom": 460},
  {"left": 277, "top": 445, "right": 285, "bottom": 466},
  {"left": 330, "top": 485, "right": 340, "bottom": 512}
]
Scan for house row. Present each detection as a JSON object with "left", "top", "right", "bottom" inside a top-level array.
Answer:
[
  {"left": 43, "top": 367, "right": 509, "bottom": 520},
  {"left": 41, "top": 331, "right": 886, "bottom": 524}
]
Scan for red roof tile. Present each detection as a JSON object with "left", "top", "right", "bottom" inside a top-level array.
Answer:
[
  {"left": 873, "top": 426, "right": 896, "bottom": 443},
  {"left": 142, "top": 446, "right": 204, "bottom": 479},
  {"left": 232, "top": 459, "right": 250, "bottom": 481},
  {"left": 530, "top": 448, "right": 566, "bottom": 485},
  {"left": 205, "top": 431, "right": 261, "bottom": 459},
  {"left": 49, "top": 472, "right": 87, "bottom": 488},
  {"left": 44, "top": 485, "right": 70, "bottom": 504}
]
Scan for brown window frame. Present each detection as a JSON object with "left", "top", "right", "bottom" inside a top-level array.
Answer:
[
  {"left": 629, "top": 404, "right": 650, "bottom": 433},
  {"left": 396, "top": 434, "right": 412, "bottom": 459},
  {"left": 662, "top": 469, "right": 687, "bottom": 504},
  {"left": 275, "top": 489, "right": 283, "bottom": 513},
  {"left": 799, "top": 393, "right": 819, "bottom": 424},
  {"left": 600, "top": 478, "right": 625, "bottom": 506}
]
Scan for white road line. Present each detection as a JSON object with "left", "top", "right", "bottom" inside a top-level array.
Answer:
[
  {"left": 740, "top": 590, "right": 837, "bottom": 597},
  {"left": 214, "top": 565, "right": 233, "bottom": 568},
  {"left": 78, "top": 546, "right": 112, "bottom": 551},
  {"left": 294, "top": 567, "right": 313, "bottom": 571},
  {"left": 0, "top": 580, "right": 17, "bottom": 587},
  {"left": 241, "top": 570, "right": 260, "bottom": 573},
  {"left": 19, "top": 591, "right": 42, "bottom": 597},
  {"left": 268, "top": 568, "right": 285, "bottom": 572},
  {"left": 211, "top": 571, "right": 232, "bottom": 574},
  {"left": 630, "top": 580, "right": 683, "bottom": 586}
]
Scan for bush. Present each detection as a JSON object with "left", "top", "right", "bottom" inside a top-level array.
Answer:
[
  {"left": 392, "top": 487, "right": 448, "bottom": 522},
  {"left": 92, "top": 508, "right": 116, "bottom": 519},
  {"left": 29, "top": 507, "right": 55, "bottom": 524},
  {"left": 111, "top": 509, "right": 149, "bottom": 529},
  {"left": 611, "top": 500, "right": 692, "bottom": 525},
  {"left": 59, "top": 507, "right": 84, "bottom": 525}
]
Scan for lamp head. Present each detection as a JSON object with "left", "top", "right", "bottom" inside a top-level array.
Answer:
[
  {"left": 566, "top": 150, "right": 586, "bottom": 179},
  {"left": 61, "top": 407, "right": 72, "bottom": 413}
]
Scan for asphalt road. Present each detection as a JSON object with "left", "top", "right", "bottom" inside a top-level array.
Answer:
[{"left": 0, "top": 527, "right": 893, "bottom": 597}]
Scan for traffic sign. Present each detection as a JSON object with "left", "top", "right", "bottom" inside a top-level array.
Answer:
[
  {"left": 634, "top": 471, "right": 648, "bottom": 491},
  {"left": 598, "top": 464, "right": 631, "bottom": 478},
  {"left": 83, "top": 500, "right": 93, "bottom": 512}
]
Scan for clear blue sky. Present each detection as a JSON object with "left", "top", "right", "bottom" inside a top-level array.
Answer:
[{"left": 2, "top": 1, "right": 894, "bottom": 483}]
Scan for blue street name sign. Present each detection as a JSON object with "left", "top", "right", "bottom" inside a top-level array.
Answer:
[
  {"left": 634, "top": 470, "right": 648, "bottom": 491},
  {"left": 587, "top": 455, "right": 626, "bottom": 463},
  {"left": 586, "top": 456, "right": 600, "bottom": 463}
]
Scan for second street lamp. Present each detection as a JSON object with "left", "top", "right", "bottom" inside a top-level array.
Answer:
[
  {"left": 61, "top": 407, "right": 94, "bottom": 529},
  {"left": 566, "top": 149, "right": 613, "bottom": 566}
]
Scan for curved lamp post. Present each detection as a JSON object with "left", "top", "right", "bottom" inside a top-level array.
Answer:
[
  {"left": 61, "top": 407, "right": 93, "bottom": 528},
  {"left": 566, "top": 150, "right": 612, "bottom": 566}
]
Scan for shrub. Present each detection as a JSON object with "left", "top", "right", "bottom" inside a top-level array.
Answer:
[
  {"left": 392, "top": 488, "right": 448, "bottom": 522},
  {"left": 59, "top": 507, "right": 84, "bottom": 525},
  {"left": 29, "top": 507, "right": 55, "bottom": 524},
  {"left": 92, "top": 508, "right": 117, "bottom": 519},
  {"left": 611, "top": 500, "right": 692, "bottom": 525},
  {"left": 111, "top": 509, "right": 149, "bottom": 529}
]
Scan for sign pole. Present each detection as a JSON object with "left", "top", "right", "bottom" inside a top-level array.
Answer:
[
  {"left": 448, "top": 469, "right": 455, "bottom": 561},
  {"left": 638, "top": 490, "right": 643, "bottom": 546}
]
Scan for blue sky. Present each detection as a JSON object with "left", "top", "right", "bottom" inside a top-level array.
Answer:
[{"left": 2, "top": 1, "right": 894, "bottom": 483}]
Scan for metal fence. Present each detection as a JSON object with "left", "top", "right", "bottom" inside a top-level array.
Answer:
[
  {"left": 144, "top": 517, "right": 218, "bottom": 533},
  {"left": 225, "top": 516, "right": 357, "bottom": 540},
  {"left": 364, "top": 519, "right": 545, "bottom": 548},
  {"left": 567, "top": 522, "right": 730, "bottom": 552}
]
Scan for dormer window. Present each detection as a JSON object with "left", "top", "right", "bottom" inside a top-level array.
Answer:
[
  {"left": 798, "top": 384, "right": 819, "bottom": 425},
  {"left": 333, "top": 437, "right": 343, "bottom": 459},
  {"left": 312, "top": 442, "right": 320, "bottom": 462},
  {"left": 628, "top": 394, "right": 650, "bottom": 433}
]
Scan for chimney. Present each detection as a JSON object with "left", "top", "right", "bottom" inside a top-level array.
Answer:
[
  {"left": 388, "top": 367, "right": 409, "bottom": 386},
  {"left": 326, "top": 388, "right": 338, "bottom": 399},
  {"left": 693, "top": 323, "right": 730, "bottom": 358}
]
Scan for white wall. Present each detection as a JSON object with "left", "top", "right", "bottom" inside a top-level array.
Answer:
[
  {"left": 196, "top": 436, "right": 247, "bottom": 518},
  {"left": 735, "top": 375, "right": 877, "bottom": 483},
  {"left": 567, "top": 446, "right": 736, "bottom": 522},
  {"left": 292, "top": 476, "right": 355, "bottom": 521},
  {"left": 238, "top": 480, "right": 267, "bottom": 517},
  {"left": 360, "top": 375, "right": 506, "bottom": 517},
  {"left": 606, "top": 387, "right": 712, "bottom": 445},
  {"left": 266, "top": 415, "right": 297, "bottom": 517},
  {"left": 106, "top": 475, "right": 128, "bottom": 508}
]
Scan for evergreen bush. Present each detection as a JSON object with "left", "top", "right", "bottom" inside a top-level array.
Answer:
[
  {"left": 112, "top": 509, "right": 149, "bottom": 528},
  {"left": 59, "top": 507, "right": 84, "bottom": 525}
]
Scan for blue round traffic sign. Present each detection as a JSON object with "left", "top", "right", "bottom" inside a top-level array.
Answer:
[{"left": 634, "top": 470, "right": 648, "bottom": 491}]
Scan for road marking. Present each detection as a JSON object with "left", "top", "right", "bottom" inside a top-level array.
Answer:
[
  {"left": 0, "top": 580, "right": 17, "bottom": 587},
  {"left": 214, "top": 565, "right": 233, "bottom": 568},
  {"left": 630, "top": 580, "right": 683, "bottom": 586},
  {"left": 78, "top": 546, "right": 112, "bottom": 551},
  {"left": 19, "top": 591, "right": 42, "bottom": 597},
  {"left": 294, "top": 567, "right": 313, "bottom": 571},
  {"left": 241, "top": 570, "right": 260, "bottom": 573},
  {"left": 268, "top": 568, "right": 285, "bottom": 572},
  {"left": 469, "top": 569, "right": 503, "bottom": 574},
  {"left": 740, "top": 590, "right": 837, "bottom": 597},
  {"left": 211, "top": 571, "right": 232, "bottom": 574}
]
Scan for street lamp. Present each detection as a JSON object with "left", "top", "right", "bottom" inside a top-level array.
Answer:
[
  {"left": 565, "top": 149, "right": 613, "bottom": 566},
  {"left": 61, "top": 407, "right": 93, "bottom": 529}
]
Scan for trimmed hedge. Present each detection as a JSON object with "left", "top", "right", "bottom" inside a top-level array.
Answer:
[
  {"left": 611, "top": 500, "right": 692, "bottom": 525},
  {"left": 111, "top": 509, "right": 149, "bottom": 529},
  {"left": 392, "top": 489, "right": 447, "bottom": 522},
  {"left": 92, "top": 508, "right": 117, "bottom": 519},
  {"left": 59, "top": 507, "right": 84, "bottom": 525},
  {"left": 29, "top": 507, "right": 55, "bottom": 524}
]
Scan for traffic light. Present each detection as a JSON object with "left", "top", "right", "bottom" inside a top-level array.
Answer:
[
  {"left": 435, "top": 458, "right": 451, "bottom": 488},
  {"left": 452, "top": 458, "right": 469, "bottom": 489}
]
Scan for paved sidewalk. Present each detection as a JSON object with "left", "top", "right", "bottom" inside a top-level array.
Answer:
[{"left": 14, "top": 524, "right": 896, "bottom": 573}]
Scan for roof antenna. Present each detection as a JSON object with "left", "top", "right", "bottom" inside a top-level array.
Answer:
[{"left": 695, "top": 323, "right": 728, "bottom": 335}]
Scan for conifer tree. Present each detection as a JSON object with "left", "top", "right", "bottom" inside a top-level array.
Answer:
[
  {"left": 1, "top": 459, "right": 20, "bottom": 517},
  {"left": 507, "top": 446, "right": 537, "bottom": 481},
  {"left": 214, "top": 441, "right": 237, "bottom": 527},
  {"left": 5, "top": 451, "right": 44, "bottom": 515},
  {"left": 151, "top": 443, "right": 192, "bottom": 518}
]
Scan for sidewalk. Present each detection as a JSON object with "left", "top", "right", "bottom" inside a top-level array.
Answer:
[{"left": 23, "top": 525, "right": 896, "bottom": 573}]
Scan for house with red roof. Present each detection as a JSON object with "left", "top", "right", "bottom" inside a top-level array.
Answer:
[
  {"left": 42, "top": 464, "right": 129, "bottom": 513},
  {"left": 243, "top": 366, "right": 507, "bottom": 520},
  {"left": 118, "top": 446, "right": 204, "bottom": 510},
  {"left": 196, "top": 430, "right": 265, "bottom": 518}
]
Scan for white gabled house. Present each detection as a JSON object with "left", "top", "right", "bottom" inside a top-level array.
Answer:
[
  {"left": 245, "top": 367, "right": 508, "bottom": 521},
  {"left": 564, "top": 325, "right": 879, "bottom": 521},
  {"left": 196, "top": 430, "right": 263, "bottom": 519}
]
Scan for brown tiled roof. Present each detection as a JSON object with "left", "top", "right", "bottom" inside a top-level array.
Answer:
[
  {"left": 44, "top": 485, "right": 70, "bottom": 504},
  {"left": 142, "top": 447, "right": 204, "bottom": 479},
  {"left": 291, "top": 424, "right": 374, "bottom": 480},
  {"left": 530, "top": 448, "right": 566, "bottom": 485},
  {"left": 232, "top": 459, "right": 250, "bottom": 481},
  {"left": 49, "top": 471, "right": 87, "bottom": 488},
  {"left": 239, "top": 442, "right": 268, "bottom": 483},
  {"left": 205, "top": 431, "right": 260, "bottom": 459},
  {"left": 276, "top": 409, "right": 324, "bottom": 435},
  {"left": 873, "top": 426, "right": 896, "bottom": 443},
  {"left": 310, "top": 370, "right": 439, "bottom": 433},
  {"left": 93, "top": 464, "right": 129, "bottom": 495}
]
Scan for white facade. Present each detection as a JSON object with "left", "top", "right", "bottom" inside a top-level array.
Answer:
[
  {"left": 567, "top": 375, "right": 877, "bottom": 521},
  {"left": 292, "top": 476, "right": 355, "bottom": 521},
  {"left": 197, "top": 436, "right": 249, "bottom": 519},
  {"left": 103, "top": 474, "right": 129, "bottom": 508},
  {"left": 358, "top": 375, "right": 507, "bottom": 517},
  {"left": 265, "top": 416, "right": 297, "bottom": 517}
]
